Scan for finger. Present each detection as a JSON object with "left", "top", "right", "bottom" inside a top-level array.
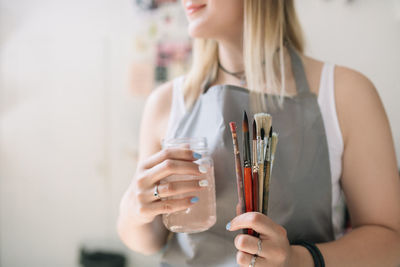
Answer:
[
  {"left": 236, "top": 204, "right": 241, "bottom": 216},
  {"left": 140, "top": 147, "right": 201, "bottom": 170},
  {"left": 236, "top": 251, "right": 267, "bottom": 267},
  {"left": 234, "top": 234, "right": 261, "bottom": 257},
  {"left": 147, "top": 179, "right": 208, "bottom": 202},
  {"left": 253, "top": 240, "right": 289, "bottom": 264},
  {"left": 140, "top": 196, "right": 198, "bottom": 217},
  {"left": 139, "top": 159, "right": 205, "bottom": 189},
  {"left": 227, "top": 212, "right": 287, "bottom": 239}
]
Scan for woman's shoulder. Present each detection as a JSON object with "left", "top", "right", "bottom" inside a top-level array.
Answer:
[
  {"left": 302, "top": 54, "right": 373, "bottom": 86},
  {"left": 146, "top": 80, "right": 174, "bottom": 109},
  {"left": 302, "top": 54, "right": 376, "bottom": 102},
  {"left": 303, "top": 54, "right": 380, "bottom": 143},
  {"left": 333, "top": 64, "right": 380, "bottom": 144},
  {"left": 142, "top": 80, "right": 175, "bottom": 144},
  {"left": 302, "top": 54, "right": 375, "bottom": 94}
]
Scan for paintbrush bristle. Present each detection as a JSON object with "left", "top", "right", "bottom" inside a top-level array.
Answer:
[
  {"left": 252, "top": 119, "right": 256, "bottom": 140},
  {"left": 243, "top": 111, "right": 249, "bottom": 132},
  {"left": 271, "top": 132, "right": 279, "bottom": 170},
  {"left": 271, "top": 132, "right": 278, "bottom": 157},
  {"left": 260, "top": 128, "right": 265, "bottom": 140},
  {"left": 254, "top": 113, "right": 272, "bottom": 138},
  {"left": 263, "top": 114, "right": 272, "bottom": 138},
  {"left": 269, "top": 126, "right": 273, "bottom": 138},
  {"left": 254, "top": 113, "right": 268, "bottom": 138}
]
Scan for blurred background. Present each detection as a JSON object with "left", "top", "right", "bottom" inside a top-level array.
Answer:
[{"left": 0, "top": 0, "right": 399, "bottom": 266}]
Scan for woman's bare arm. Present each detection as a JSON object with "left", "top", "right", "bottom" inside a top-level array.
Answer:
[
  {"left": 117, "top": 81, "right": 173, "bottom": 255},
  {"left": 316, "top": 66, "right": 400, "bottom": 266}
]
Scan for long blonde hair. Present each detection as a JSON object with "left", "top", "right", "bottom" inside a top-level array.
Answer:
[{"left": 182, "top": 0, "right": 305, "bottom": 111}]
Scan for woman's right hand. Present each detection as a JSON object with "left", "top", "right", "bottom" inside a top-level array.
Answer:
[{"left": 120, "top": 147, "right": 207, "bottom": 227}]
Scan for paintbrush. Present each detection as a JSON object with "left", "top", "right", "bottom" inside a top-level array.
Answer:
[
  {"left": 262, "top": 114, "right": 272, "bottom": 163},
  {"left": 243, "top": 111, "right": 254, "bottom": 235},
  {"left": 251, "top": 119, "right": 259, "bottom": 214},
  {"left": 262, "top": 127, "right": 273, "bottom": 215},
  {"left": 254, "top": 114, "right": 264, "bottom": 212},
  {"left": 254, "top": 113, "right": 271, "bottom": 212},
  {"left": 270, "top": 132, "right": 279, "bottom": 175},
  {"left": 229, "top": 122, "right": 246, "bottom": 216}
]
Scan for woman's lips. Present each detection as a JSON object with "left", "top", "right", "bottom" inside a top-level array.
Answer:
[{"left": 186, "top": 3, "right": 206, "bottom": 15}]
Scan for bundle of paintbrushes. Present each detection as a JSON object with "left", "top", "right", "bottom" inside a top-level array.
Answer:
[{"left": 229, "top": 111, "right": 278, "bottom": 236}]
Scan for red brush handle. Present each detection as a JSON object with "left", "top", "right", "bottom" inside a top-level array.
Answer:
[
  {"left": 244, "top": 167, "right": 253, "bottom": 212},
  {"left": 244, "top": 167, "right": 254, "bottom": 236}
]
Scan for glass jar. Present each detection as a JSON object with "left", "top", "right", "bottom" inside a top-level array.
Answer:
[{"left": 161, "top": 137, "right": 216, "bottom": 233}]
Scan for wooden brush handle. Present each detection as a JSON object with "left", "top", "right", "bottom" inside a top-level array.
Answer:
[
  {"left": 244, "top": 167, "right": 254, "bottom": 236},
  {"left": 252, "top": 171, "right": 259, "bottom": 213},
  {"left": 235, "top": 156, "right": 245, "bottom": 215},
  {"left": 244, "top": 167, "right": 253, "bottom": 212},
  {"left": 263, "top": 162, "right": 271, "bottom": 215},
  {"left": 258, "top": 163, "right": 264, "bottom": 212}
]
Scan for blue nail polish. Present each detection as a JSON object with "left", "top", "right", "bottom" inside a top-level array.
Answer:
[
  {"left": 193, "top": 152, "right": 202, "bottom": 159},
  {"left": 190, "top": 197, "right": 199, "bottom": 203},
  {"left": 226, "top": 222, "right": 231, "bottom": 230}
]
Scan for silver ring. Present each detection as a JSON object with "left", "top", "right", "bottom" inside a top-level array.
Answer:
[
  {"left": 256, "top": 238, "right": 262, "bottom": 256},
  {"left": 249, "top": 254, "right": 257, "bottom": 267},
  {"left": 153, "top": 183, "right": 161, "bottom": 199}
]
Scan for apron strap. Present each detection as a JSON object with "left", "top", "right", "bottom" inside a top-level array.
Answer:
[{"left": 287, "top": 44, "right": 311, "bottom": 95}]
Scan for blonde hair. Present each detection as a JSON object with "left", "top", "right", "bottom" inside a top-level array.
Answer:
[{"left": 182, "top": 0, "right": 305, "bottom": 111}]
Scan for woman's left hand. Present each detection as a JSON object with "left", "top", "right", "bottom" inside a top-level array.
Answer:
[{"left": 226, "top": 212, "right": 293, "bottom": 267}]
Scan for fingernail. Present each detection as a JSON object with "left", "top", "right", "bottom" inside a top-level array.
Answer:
[
  {"left": 226, "top": 221, "right": 231, "bottom": 230},
  {"left": 190, "top": 197, "right": 199, "bottom": 203},
  {"left": 198, "top": 165, "right": 207, "bottom": 174},
  {"left": 193, "top": 152, "right": 202, "bottom": 159},
  {"left": 199, "top": 179, "right": 209, "bottom": 187}
]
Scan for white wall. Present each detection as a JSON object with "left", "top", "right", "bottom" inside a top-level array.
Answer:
[
  {"left": 0, "top": 0, "right": 155, "bottom": 266},
  {"left": 0, "top": 1, "right": 399, "bottom": 267},
  {"left": 297, "top": 0, "right": 400, "bottom": 165}
]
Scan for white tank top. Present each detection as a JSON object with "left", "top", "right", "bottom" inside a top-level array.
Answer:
[{"left": 165, "top": 62, "right": 346, "bottom": 238}]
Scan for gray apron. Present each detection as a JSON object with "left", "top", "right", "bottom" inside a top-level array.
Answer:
[{"left": 160, "top": 45, "right": 334, "bottom": 267}]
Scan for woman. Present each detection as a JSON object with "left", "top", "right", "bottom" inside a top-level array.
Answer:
[{"left": 117, "top": 0, "right": 400, "bottom": 266}]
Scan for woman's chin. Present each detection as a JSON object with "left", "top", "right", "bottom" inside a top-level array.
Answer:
[{"left": 188, "top": 22, "right": 213, "bottom": 39}]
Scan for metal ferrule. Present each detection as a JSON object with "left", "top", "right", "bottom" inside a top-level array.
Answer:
[
  {"left": 257, "top": 139, "right": 264, "bottom": 163},
  {"left": 266, "top": 138, "right": 272, "bottom": 162}
]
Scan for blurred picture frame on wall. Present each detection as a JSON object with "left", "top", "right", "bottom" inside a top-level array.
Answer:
[
  {"left": 130, "top": 0, "right": 190, "bottom": 96},
  {"left": 136, "top": 0, "right": 177, "bottom": 10}
]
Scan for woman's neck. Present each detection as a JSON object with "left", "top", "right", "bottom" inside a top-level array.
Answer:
[
  {"left": 214, "top": 40, "right": 245, "bottom": 87},
  {"left": 213, "top": 41, "right": 296, "bottom": 94}
]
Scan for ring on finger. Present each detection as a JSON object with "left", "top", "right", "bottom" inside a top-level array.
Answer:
[
  {"left": 256, "top": 238, "right": 262, "bottom": 256},
  {"left": 249, "top": 254, "right": 257, "bottom": 267},
  {"left": 153, "top": 183, "right": 161, "bottom": 200}
]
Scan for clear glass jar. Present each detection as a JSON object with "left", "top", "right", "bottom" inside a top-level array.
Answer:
[{"left": 161, "top": 137, "right": 216, "bottom": 233}]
